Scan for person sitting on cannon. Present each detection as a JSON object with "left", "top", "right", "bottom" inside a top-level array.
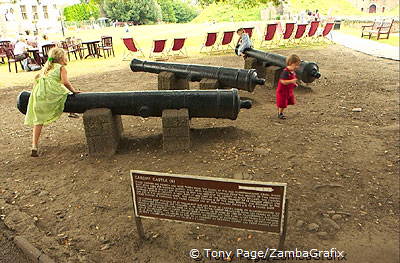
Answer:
[{"left": 235, "top": 28, "right": 252, "bottom": 59}]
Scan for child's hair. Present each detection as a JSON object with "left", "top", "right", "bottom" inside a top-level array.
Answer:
[
  {"left": 286, "top": 54, "right": 301, "bottom": 66},
  {"left": 35, "top": 48, "right": 66, "bottom": 80},
  {"left": 236, "top": 28, "right": 244, "bottom": 33}
]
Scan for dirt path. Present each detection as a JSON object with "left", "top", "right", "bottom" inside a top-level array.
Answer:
[
  {"left": 0, "top": 45, "right": 399, "bottom": 263},
  {"left": 0, "top": 221, "right": 32, "bottom": 263}
]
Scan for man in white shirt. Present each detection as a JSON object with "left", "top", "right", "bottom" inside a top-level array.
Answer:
[
  {"left": 13, "top": 38, "right": 30, "bottom": 56},
  {"left": 13, "top": 38, "right": 33, "bottom": 71}
]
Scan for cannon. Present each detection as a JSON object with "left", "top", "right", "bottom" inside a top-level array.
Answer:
[
  {"left": 130, "top": 59, "right": 265, "bottom": 92},
  {"left": 17, "top": 89, "right": 252, "bottom": 120},
  {"left": 239, "top": 48, "right": 321, "bottom": 83}
]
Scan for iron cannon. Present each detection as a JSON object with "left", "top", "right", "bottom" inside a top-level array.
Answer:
[
  {"left": 130, "top": 59, "right": 265, "bottom": 92},
  {"left": 17, "top": 89, "right": 252, "bottom": 120},
  {"left": 239, "top": 48, "right": 321, "bottom": 83}
]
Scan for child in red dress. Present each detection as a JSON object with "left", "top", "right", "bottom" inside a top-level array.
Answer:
[{"left": 276, "top": 54, "right": 301, "bottom": 119}]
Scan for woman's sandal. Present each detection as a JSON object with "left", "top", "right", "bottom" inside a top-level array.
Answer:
[
  {"left": 31, "top": 148, "right": 38, "bottom": 157},
  {"left": 68, "top": 113, "right": 79, "bottom": 118}
]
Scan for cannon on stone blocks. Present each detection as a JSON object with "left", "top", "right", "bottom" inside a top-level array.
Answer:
[
  {"left": 17, "top": 89, "right": 252, "bottom": 156},
  {"left": 130, "top": 58, "right": 265, "bottom": 92},
  {"left": 238, "top": 48, "right": 321, "bottom": 87}
]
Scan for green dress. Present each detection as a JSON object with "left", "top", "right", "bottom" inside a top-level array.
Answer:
[{"left": 24, "top": 63, "right": 70, "bottom": 126}]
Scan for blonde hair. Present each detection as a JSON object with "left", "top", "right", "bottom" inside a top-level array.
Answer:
[
  {"left": 286, "top": 54, "right": 301, "bottom": 66},
  {"left": 35, "top": 47, "right": 66, "bottom": 80}
]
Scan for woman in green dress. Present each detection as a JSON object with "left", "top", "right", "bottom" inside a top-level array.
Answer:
[{"left": 25, "top": 48, "right": 81, "bottom": 157}]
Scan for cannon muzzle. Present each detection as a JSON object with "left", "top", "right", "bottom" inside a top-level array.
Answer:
[
  {"left": 130, "top": 59, "right": 265, "bottom": 92},
  {"left": 242, "top": 48, "right": 321, "bottom": 83},
  {"left": 17, "top": 89, "right": 252, "bottom": 120}
]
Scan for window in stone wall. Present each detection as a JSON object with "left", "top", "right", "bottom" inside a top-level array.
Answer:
[
  {"left": 43, "top": 5, "right": 48, "bottom": 19},
  {"left": 32, "top": 5, "right": 38, "bottom": 20},
  {"left": 20, "top": 5, "right": 27, "bottom": 20}
]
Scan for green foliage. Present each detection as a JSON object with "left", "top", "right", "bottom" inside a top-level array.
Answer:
[
  {"left": 64, "top": 1, "right": 100, "bottom": 21},
  {"left": 157, "top": 0, "right": 198, "bottom": 23},
  {"left": 288, "top": 0, "right": 363, "bottom": 16},
  {"left": 197, "top": 0, "right": 280, "bottom": 8},
  {"left": 172, "top": 1, "right": 198, "bottom": 23},
  {"left": 157, "top": 0, "right": 177, "bottom": 23},
  {"left": 387, "top": 5, "right": 399, "bottom": 16},
  {"left": 104, "top": 0, "right": 162, "bottom": 24},
  {"left": 193, "top": 2, "right": 262, "bottom": 22}
]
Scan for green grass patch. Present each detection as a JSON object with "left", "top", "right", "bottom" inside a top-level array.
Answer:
[
  {"left": 288, "top": 0, "right": 363, "bottom": 16},
  {"left": 192, "top": 3, "right": 263, "bottom": 23},
  {"left": 387, "top": 5, "right": 399, "bottom": 16}
]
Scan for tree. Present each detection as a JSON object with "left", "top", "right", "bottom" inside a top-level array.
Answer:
[
  {"left": 172, "top": 1, "right": 197, "bottom": 23},
  {"left": 104, "top": 0, "right": 162, "bottom": 23},
  {"left": 198, "top": 0, "right": 281, "bottom": 7},
  {"left": 64, "top": 1, "right": 100, "bottom": 21},
  {"left": 157, "top": 0, "right": 177, "bottom": 23}
]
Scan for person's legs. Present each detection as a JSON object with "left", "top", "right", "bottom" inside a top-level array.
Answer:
[
  {"left": 278, "top": 107, "right": 286, "bottom": 119},
  {"left": 31, "top": 125, "right": 43, "bottom": 156}
]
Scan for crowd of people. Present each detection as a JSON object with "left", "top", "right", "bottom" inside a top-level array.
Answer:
[{"left": 0, "top": 32, "right": 83, "bottom": 71}]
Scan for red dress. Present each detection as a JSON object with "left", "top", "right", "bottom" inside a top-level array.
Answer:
[{"left": 276, "top": 67, "right": 297, "bottom": 108}]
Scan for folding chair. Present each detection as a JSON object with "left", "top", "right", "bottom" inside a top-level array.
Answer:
[
  {"left": 289, "top": 24, "right": 308, "bottom": 44},
  {"left": 279, "top": 22, "right": 295, "bottom": 46},
  {"left": 122, "top": 37, "right": 145, "bottom": 61},
  {"left": 306, "top": 21, "right": 320, "bottom": 42},
  {"left": 200, "top": 32, "right": 218, "bottom": 53},
  {"left": 149, "top": 39, "right": 168, "bottom": 60},
  {"left": 316, "top": 22, "right": 335, "bottom": 43},
  {"left": 243, "top": 27, "right": 255, "bottom": 39},
  {"left": 217, "top": 31, "right": 235, "bottom": 52},
  {"left": 260, "top": 23, "right": 278, "bottom": 48},
  {"left": 168, "top": 38, "right": 188, "bottom": 58}
]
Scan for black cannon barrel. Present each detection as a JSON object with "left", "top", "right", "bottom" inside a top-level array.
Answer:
[
  {"left": 242, "top": 48, "right": 321, "bottom": 83},
  {"left": 17, "top": 89, "right": 252, "bottom": 120},
  {"left": 130, "top": 59, "right": 265, "bottom": 92}
]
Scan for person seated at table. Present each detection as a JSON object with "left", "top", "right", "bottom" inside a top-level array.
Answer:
[
  {"left": 24, "top": 31, "right": 36, "bottom": 44},
  {"left": 37, "top": 34, "right": 53, "bottom": 52},
  {"left": 14, "top": 38, "right": 33, "bottom": 71}
]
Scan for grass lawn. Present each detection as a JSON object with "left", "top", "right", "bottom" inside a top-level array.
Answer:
[
  {"left": 289, "top": 0, "right": 363, "bottom": 16},
  {"left": 0, "top": 21, "right": 331, "bottom": 89}
]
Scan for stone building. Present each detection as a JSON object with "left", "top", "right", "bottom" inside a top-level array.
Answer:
[
  {"left": 0, "top": 0, "right": 68, "bottom": 38},
  {"left": 348, "top": 0, "right": 398, "bottom": 13}
]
